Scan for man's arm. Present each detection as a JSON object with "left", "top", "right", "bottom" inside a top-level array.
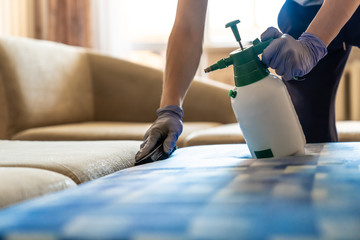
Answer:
[
  {"left": 135, "top": 0, "right": 208, "bottom": 162},
  {"left": 306, "top": 0, "right": 360, "bottom": 46},
  {"left": 160, "top": 0, "right": 208, "bottom": 107},
  {"left": 261, "top": 0, "right": 360, "bottom": 81}
]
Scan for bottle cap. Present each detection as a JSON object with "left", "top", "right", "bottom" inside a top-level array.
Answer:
[{"left": 230, "top": 38, "right": 273, "bottom": 87}]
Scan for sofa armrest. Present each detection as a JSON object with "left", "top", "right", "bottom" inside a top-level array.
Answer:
[
  {"left": 0, "top": 36, "right": 94, "bottom": 139},
  {"left": 87, "top": 51, "right": 163, "bottom": 122}
]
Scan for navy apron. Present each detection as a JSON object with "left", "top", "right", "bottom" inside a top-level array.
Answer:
[{"left": 277, "top": 0, "right": 360, "bottom": 143}]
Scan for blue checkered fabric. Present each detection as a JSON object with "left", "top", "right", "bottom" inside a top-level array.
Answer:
[{"left": 0, "top": 143, "right": 359, "bottom": 239}]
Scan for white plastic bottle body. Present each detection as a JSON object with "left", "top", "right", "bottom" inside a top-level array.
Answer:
[{"left": 231, "top": 74, "right": 306, "bottom": 158}]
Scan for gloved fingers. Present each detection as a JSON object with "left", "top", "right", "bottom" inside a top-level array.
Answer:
[
  {"left": 163, "top": 131, "right": 179, "bottom": 154},
  {"left": 275, "top": 68, "right": 285, "bottom": 77},
  {"left": 283, "top": 69, "right": 303, "bottom": 81},
  {"left": 139, "top": 137, "right": 148, "bottom": 149},
  {"left": 142, "top": 125, "right": 153, "bottom": 142},
  {"left": 293, "top": 69, "right": 306, "bottom": 80},
  {"left": 281, "top": 53, "right": 295, "bottom": 81},
  {"left": 274, "top": 56, "right": 287, "bottom": 76},
  {"left": 135, "top": 140, "right": 157, "bottom": 162},
  {"left": 260, "top": 27, "right": 282, "bottom": 41},
  {"left": 139, "top": 126, "right": 155, "bottom": 149},
  {"left": 136, "top": 105, "right": 184, "bottom": 162},
  {"left": 261, "top": 38, "right": 282, "bottom": 68},
  {"left": 135, "top": 132, "right": 162, "bottom": 161},
  {"left": 283, "top": 71, "right": 295, "bottom": 81}
]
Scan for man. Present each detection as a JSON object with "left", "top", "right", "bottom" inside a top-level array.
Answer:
[{"left": 135, "top": 0, "right": 360, "bottom": 163}]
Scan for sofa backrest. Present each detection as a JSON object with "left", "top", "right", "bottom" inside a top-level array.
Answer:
[
  {"left": 87, "top": 51, "right": 163, "bottom": 122},
  {"left": 183, "top": 78, "right": 237, "bottom": 124},
  {"left": 0, "top": 36, "right": 94, "bottom": 139},
  {"left": 86, "top": 51, "right": 236, "bottom": 124}
]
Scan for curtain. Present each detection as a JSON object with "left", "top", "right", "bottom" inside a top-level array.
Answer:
[
  {"left": 34, "top": 0, "right": 92, "bottom": 47},
  {"left": 0, "top": 0, "right": 92, "bottom": 48}
]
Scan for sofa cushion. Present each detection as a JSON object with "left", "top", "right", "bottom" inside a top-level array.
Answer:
[
  {"left": 0, "top": 140, "right": 141, "bottom": 184},
  {"left": 184, "top": 121, "right": 360, "bottom": 147},
  {"left": 336, "top": 121, "right": 360, "bottom": 141},
  {"left": 0, "top": 36, "right": 94, "bottom": 138},
  {"left": 11, "top": 121, "right": 222, "bottom": 147},
  {"left": 184, "top": 123, "right": 245, "bottom": 147},
  {"left": 0, "top": 167, "right": 76, "bottom": 209}
]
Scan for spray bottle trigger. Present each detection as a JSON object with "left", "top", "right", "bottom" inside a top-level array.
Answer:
[{"left": 253, "top": 38, "right": 274, "bottom": 55}]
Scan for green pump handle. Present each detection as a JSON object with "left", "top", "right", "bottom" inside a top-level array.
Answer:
[{"left": 225, "top": 20, "right": 244, "bottom": 50}]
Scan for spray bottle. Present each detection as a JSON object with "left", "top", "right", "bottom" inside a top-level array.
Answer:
[{"left": 205, "top": 20, "right": 305, "bottom": 158}]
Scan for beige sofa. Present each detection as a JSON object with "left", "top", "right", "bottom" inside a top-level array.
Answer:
[{"left": 0, "top": 36, "right": 238, "bottom": 146}]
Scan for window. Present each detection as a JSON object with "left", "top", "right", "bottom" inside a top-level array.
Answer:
[
  {"left": 92, "top": 0, "right": 285, "bottom": 70},
  {"left": 206, "top": 0, "right": 284, "bottom": 46}
]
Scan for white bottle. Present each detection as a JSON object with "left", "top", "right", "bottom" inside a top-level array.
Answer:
[
  {"left": 230, "top": 74, "right": 305, "bottom": 158},
  {"left": 205, "top": 21, "right": 306, "bottom": 158}
]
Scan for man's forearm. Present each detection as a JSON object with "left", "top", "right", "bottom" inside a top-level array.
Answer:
[
  {"left": 306, "top": 0, "right": 360, "bottom": 46},
  {"left": 160, "top": 0, "right": 208, "bottom": 107},
  {"left": 160, "top": 26, "right": 204, "bottom": 107}
]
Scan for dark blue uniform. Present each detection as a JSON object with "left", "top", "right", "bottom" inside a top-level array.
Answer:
[{"left": 278, "top": 0, "right": 360, "bottom": 143}]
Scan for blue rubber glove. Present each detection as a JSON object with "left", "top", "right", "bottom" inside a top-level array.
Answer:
[
  {"left": 135, "top": 105, "right": 183, "bottom": 162},
  {"left": 261, "top": 27, "right": 328, "bottom": 81}
]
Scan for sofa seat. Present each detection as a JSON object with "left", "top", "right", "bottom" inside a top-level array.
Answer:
[
  {"left": 336, "top": 121, "right": 360, "bottom": 141},
  {"left": 0, "top": 140, "right": 141, "bottom": 184},
  {"left": 184, "top": 123, "right": 244, "bottom": 147},
  {"left": 11, "top": 121, "right": 222, "bottom": 147},
  {"left": 0, "top": 167, "right": 76, "bottom": 209}
]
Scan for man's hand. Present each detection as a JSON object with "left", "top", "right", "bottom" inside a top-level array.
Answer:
[
  {"left": 135, "top": 105, "right": 183, "bottom": 163},
  {"left": 261, "top": 27, "right": 328, "bottom": 81}
]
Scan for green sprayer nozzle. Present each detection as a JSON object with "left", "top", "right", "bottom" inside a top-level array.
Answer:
[
  {"left": 204, "top": 57, "right": 233, "bottom": 73},
  {"left": 204, "top": 19, "right": 277, "bottom": 87}
]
